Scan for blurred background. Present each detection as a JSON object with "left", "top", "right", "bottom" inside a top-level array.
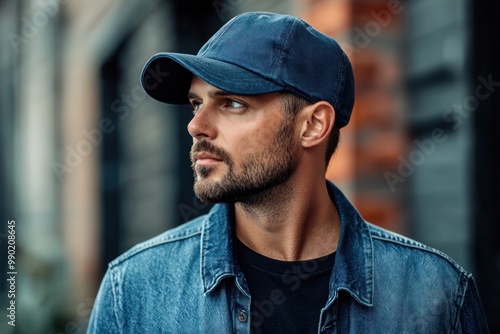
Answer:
[{"left": 0, "top": 0, "right": 499, "bottom": 332}]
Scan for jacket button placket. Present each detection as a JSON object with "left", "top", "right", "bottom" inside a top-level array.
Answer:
[
  {"left": 234, "top": 278, "right": 251, "bottom": 333},
  {"left": 234, "top": 303, "right": 251, "bottom": 332}
]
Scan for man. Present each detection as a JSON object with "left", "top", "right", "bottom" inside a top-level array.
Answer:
[{"left": 88, "top": 12, "right": 489, "bottom": 333}]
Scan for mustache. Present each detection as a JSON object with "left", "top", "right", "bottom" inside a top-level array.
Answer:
[{"left": 190, "top": 140, "right": 231, "bottom": 164}]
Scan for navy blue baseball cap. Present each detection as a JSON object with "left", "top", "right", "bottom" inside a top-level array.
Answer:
[{"left": 141, "top": 12, "right": 354, "bottom": 127}]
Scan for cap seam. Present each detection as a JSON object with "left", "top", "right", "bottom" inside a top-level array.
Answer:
[
  {"left": 201, "top": 55, "right": 286, "bottom": 91},
  {"left": 336, "top": 51, "right": 346, "bottom": 125},
  {"left": 271, "top": 17, "right": 296, "bottom": 85}
]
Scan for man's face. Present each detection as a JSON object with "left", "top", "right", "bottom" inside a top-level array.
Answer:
[{"left": 187, "top": 77, "right": 298, "bottom": 204}]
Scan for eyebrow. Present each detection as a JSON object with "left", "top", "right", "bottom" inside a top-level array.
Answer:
[{"left": 187, "top": 89, "right": 238, "bottom": 100}]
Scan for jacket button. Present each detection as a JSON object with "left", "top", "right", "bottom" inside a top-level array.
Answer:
[{"left": 238, "top": 310, "right": 248, "bottom": 322}]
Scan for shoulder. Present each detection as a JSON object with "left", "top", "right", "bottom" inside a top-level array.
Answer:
[
  {"left": 366, "top": 222, "right": 471, "bottom": 278},
  {"left": 364, "top": 222, "right": 485, "bottom": 331},
  {"left": 108, "top": 214, "right": 207, "bottom": 269}
]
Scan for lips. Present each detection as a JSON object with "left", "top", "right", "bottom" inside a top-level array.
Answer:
[{"left": 193, "top": 152, "right": 223, "bottom": 165}]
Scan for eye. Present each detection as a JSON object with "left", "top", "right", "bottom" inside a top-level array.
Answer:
[
  {"left": 190, "top": 100, "right": 203, "bottom": 114},
  {"left": 225, "top": 99, "right": 245, "bottom": 110}
]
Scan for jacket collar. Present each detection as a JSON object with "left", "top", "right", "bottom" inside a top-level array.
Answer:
[
  {"left": 200, "top": 180, "right": 374, "bottom": 306},
  {"left": 200, "top": 203, "right": 238, "bottom": 295},
  {"left": 326, "top": 181, "right": 374, "bottom": 307}
]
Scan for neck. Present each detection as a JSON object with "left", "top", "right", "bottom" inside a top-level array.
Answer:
[{"left": 234, "top": 173, "right": 340, "bottom": 261}]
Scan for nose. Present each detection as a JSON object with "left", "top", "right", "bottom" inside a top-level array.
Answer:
[{"left": 187, "top": 106, "right": 216, "bottom": 140}]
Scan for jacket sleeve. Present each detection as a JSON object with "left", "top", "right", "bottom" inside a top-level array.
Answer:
[
  {"left": 454, "top": 276, "right": 489, "bottom": 334},
  {"left": 87, "top": 269, "right": 120, "bottom": 333}
]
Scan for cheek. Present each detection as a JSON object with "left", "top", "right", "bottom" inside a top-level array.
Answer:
[
  {"left": 219, "top": 111, "right": 285, "bottom": 160},
  {"left": 224, "top": 129, "right": 274, "bottom": 164}
]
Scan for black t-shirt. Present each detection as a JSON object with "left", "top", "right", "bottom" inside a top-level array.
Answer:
[{"left": 237, "top": 240, "right": 335, "bottom": 334}]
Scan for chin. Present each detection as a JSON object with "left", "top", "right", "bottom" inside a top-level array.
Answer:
[
  {"left": 194, "top": 179, "right": 240, "bottom": 204},
  {"left": 194, "top": 179, "right": 220, "bottom": 201}
]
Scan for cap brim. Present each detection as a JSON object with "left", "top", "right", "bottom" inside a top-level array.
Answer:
[{"left": 140, "top": 53, "right": 284, "bottom": 105}]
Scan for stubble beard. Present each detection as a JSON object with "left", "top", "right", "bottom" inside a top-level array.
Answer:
[{"left": 191, "top": 118, "right": 297, "bottom": 204}]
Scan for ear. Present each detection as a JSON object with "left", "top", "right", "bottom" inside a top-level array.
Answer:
[{"left": 299, "top": 101, "right": 335, "bottom": 149}]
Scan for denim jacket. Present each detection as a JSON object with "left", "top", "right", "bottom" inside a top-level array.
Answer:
[{"left": 88, "top": 182, "right": 489, "bottom": 333}]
